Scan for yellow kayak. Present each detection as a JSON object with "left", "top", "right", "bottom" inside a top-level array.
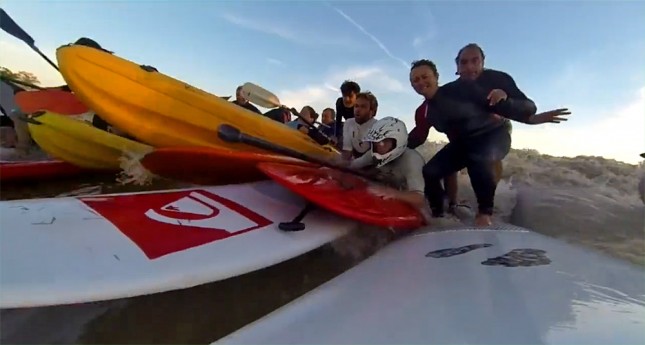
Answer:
[
  {"left": 56, "top": 45, "right": 338, "bottom": 158},
  {"left": 28, "top": 111, "right": 154, "bottom": 170}
]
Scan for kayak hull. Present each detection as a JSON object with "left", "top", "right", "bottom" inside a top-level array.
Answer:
[
  {"left": 27, "top": 111, "right": 153, "bottom": 170},
  {"left": 55, "top": 45, "right": 338, "bottom": 159},
  {"left": 140, "top": 146, "right": 314, "bottom": 185}
]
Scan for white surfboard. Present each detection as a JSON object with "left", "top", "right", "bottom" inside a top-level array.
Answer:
[
  {"left": 0, "top": 181, "right": 355, "bottom": 309},
  {"left": 215, "top": 224, "right": 645, "bottom": 344}
]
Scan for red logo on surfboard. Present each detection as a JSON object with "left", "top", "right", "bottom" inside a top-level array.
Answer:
[{"left": 80, "top": 190, "right": 273, "bottom": 259}]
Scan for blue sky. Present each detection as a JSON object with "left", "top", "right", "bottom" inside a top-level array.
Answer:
[{"left": 1, "top": 1, "right": 644, "bottom": 163}]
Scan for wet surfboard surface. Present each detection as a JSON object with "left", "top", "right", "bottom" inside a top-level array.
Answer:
[
  {"left": 0, "top": 181, "right": 355, "bottom": 308},
  {"left": 258, "top": 162, "right": 424, "bottom": 230},
  {"left": 215, "top": 224, "right": 645, "bottom": 344}
]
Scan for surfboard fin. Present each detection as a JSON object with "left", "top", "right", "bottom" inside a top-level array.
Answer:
[{"left": 279, "top": 203, "right": 315, "bottom": 232}]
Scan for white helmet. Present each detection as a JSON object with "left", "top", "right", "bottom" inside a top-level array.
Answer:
[{"left": 362, "top": 116, "right": 408, "bottom": 168}]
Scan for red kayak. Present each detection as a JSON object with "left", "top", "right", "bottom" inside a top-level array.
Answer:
[
  {"left": 15, "top": 90, "right": 89, "bottom": 115},
  {"left": 0, "top": 159, "right": 88, "bottom": 182}
]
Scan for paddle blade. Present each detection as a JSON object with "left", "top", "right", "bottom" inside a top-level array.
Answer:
[
  {"left": 241, "top": 82, "right": 281, "bottom": 108},
  {"left": 0, "top": 9, "right": 35, "bottom": 46}
]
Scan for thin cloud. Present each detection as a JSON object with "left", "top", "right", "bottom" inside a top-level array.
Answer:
[
  {"left": 220, "top": 13, "right": 301, "bottom": 43},
  {"left": 328, "top": 5, "right": 409, "bottom": 69},
  {"left": 278, "top": 65, "right": 408, "bottom": 113},
  {"left": 411, "top": 5, "right": 438, "bottom": 50},
  {"left": 266, "top": 58, "right": 285, "bottom": 66},
  {"left": 220, "top": 12, "right": 356, "bottom": 48}
]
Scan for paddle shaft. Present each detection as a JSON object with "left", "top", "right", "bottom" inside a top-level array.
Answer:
[
  {"left": 0, "top": 75, "right": 45, "bottom": 90},
  {"left": 0, "top": 9, "right": 59, "bottom": 71},
  {"left": 217, "top": 124, "right": 377, "bottom": 181},
  {"left": 241, "top": 83, "right": 328, "bottom": 128},
  {"left": 32, "top": 47, "right": 60, "bottom": 72}
]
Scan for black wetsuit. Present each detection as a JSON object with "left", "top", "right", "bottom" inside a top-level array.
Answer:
[
  {"left": 263, "top": 108, "right": 289, "bottom": 123},
  {"left": 334, "top": 97, "right": 353, "bottom": 137},
  {"left": 410, "top": 71, "right": 536, "bottom": 216},
  {"left": 232, "top": 100, "right": 261, "bottom": 114}
]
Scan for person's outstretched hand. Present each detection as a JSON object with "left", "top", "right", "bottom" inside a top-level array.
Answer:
[{"left": 529, "top": 108, "right": 571, "bottom": 124}]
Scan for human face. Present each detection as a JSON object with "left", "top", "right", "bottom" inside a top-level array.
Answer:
[
  {"left": 372, "top": 138, "right": 395, "bottom": 155},
  {"left": 299, "top": 107, "right": 313, "bottom": 122},
  {"left": 342, "top": 91, "right": 357, "bottom": 108},
  {"left": 321, "top": 109, "right": 335, "bottom": 125},
  {"left": 457, "top": 47, "right": 484, "bottom": 80},
  {"left": 353, "top": 97, "right": 374, "bottom": 125},
  {"left": 409, "top": 65, "right": 438, "bottom": 99},
  {"left": 235, "top": 87, "right": 246, "bottom": 103}
]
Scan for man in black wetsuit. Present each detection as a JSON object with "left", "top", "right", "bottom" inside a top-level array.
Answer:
[
  {"left": 408, "top": 59, "right": 570, "bottom": 226},
  {"left": 445, "top": 43, "right": 572, "bottom": 203},
  {"left": 231, "top": 85, "right": 261, "bottom": 114}
]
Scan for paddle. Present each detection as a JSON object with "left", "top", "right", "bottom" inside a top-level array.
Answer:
[
  {"left": 0, "top": 9, "right": 59, "bottom": 71},
  {"left": 217, "top": 124, "right": 376, "bottom": 182},
  {"left": 240, "top": 82, "right": 329, "bottom": 128},
  {"left": 0, "top": 74, "right": 45, "bottom": 90}
]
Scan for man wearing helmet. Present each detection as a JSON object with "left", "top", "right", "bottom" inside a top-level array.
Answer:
[{"left": 347, "top": 116, "right": 429, "bottom": 220}]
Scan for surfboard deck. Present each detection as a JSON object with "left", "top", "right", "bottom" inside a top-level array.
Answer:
[
  {"left": 15, "top": 90, "right": 89, "bottom": 115},
  {"left": 215, "top": 224, "right": 645, "bottom": 344},
  {"left": 140, "top": 147, "right": 313, "bottom": 185},
  {"left": 257, "top": 162, "right": 424, "bottom": 230},
  {"left": 0, "top": 181, "right": 355, "bottom": 308},
  {"left": 0, "top": 159, "right": 88, "bottom": 182}
]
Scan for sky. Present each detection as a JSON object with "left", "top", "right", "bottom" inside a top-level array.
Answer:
[{"left": 1, "top": 1, "right": 644, "bottom": 164}]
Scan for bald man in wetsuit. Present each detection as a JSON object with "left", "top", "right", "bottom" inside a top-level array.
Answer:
[{"left": 408, "top": 59, "right": 569, "bottom": 226}]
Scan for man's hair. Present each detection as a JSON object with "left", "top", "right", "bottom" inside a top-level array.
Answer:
[
  {"left": 340, "top": 80, "right": 361, "bottom": 96},
  {"left": 322, "top": 107, "right": 335, "bottom": 116},
  {"left": 302, "top": 105, "right": 318, "bottom": 120},
  {"left": 356, "top": 91, "right": 378, "bottom": 113},
  {"left": 410, "top": 59, "right": 439, "bottom": 79},
  {"left": 455, "top": 43, "right": 486, "bottom": 64}
]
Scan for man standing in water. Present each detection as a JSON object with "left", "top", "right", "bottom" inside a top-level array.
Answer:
[
  {"left": 454, "top": 43, "right": 572, "bottom": 181},
  {"left": 408, "top": 59, "right": 569, "bottom": 226}
]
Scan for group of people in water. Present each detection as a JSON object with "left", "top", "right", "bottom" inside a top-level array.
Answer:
[{"left": 235, "top": 43, "right": 571, "bottom": 226}]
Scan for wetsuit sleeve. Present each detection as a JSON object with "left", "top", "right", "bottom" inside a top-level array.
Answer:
[
  {"left": 246, "top": 103, "right": 261, "bottom": 114},
  {"left": 459, "top": 79, "right": 536, "bottom": 123},
  {"left": 349, "top": 151, "right": 373, "bottom": 169},
  {"left": 401, "top": 150, "right": 425, "bottom": 194},
  {"left": 485, "top": 70, "right": 536, "bottom": 123},
  {"left": 335, "top": 98, "right": 344, "bottom": 136},
  {"left": 407, "top": 104, "right": 430, "bottom": 149}
]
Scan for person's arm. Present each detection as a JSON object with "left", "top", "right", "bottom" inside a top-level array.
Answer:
[
  {"left": 335, "top": 98, "right": 344, "bottom": 137},
  {"left": 457, "top": 79, "right": 536, "bottom": 123},
  {"left": 341, "top": 120, "right": 353, "bottom": 160},
  {"left": 247, "top": 103, "right": 261, "bottom": 114},
  {"left": 368, "top": 152, "right": 426, "bottom": 211},
  {"left": 497, "top": 70, "right": 530, "bottom": 101},
  {"left": 407, "top": 104, "right": 431, "bottom": 149},
  {"left": 348, "top": 151, "right": 373, "bottom": 169}
]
